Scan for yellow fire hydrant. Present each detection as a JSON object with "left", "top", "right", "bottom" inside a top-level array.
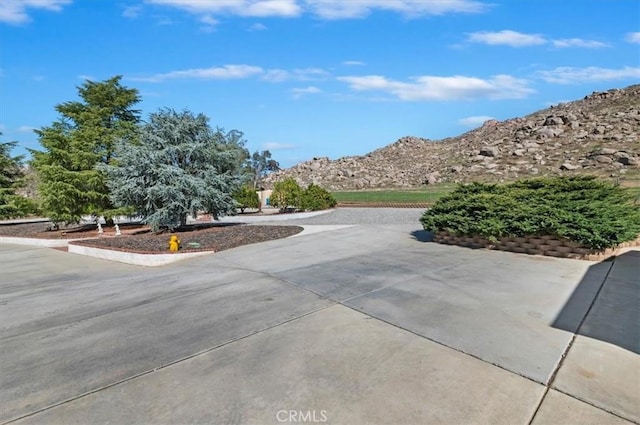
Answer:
[{"left": 169, "top": 235, "right": 180, "bottom": 252}]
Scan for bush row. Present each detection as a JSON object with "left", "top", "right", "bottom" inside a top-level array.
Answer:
[
  {"left": 420, "top": 176, "right": 640, "bottom": 250},
  {"left": 270, "top": 178, "right": 337, "bottom": 212}
]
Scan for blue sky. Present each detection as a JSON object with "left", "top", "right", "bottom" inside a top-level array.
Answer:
[{"left": 1, "top": 0, "right": 639, "bottom": 168}]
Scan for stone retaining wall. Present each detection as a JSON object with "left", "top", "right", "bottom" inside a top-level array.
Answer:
[
  {"left": 337, "top": 202, "right": 430, "bottom": 208},
  {"left": 433, "top": 230, "right": 640, "bottom": 261}
]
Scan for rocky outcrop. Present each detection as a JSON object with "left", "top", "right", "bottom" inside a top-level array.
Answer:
[{"left": 265, "top": 85, "right": 640, "bottom": 190}]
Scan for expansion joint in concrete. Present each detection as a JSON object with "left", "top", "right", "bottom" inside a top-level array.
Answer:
[
  {"left": 1, "top": 304, "right": 335, "bottom": 425},
  {"left": 525, "top": 258, "right": 632, "bottom": 425}
]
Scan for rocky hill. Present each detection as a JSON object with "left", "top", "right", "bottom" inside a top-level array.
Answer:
[{"left": 265, "top": 84, "right": 639, "bottom": 190}]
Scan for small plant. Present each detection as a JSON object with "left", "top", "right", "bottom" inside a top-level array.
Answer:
[
  {"left": 301, "top": 183, "right": 337, "bottom": 211},
  {"left": 420, "top": 176, "right": 640, "bottom": 250},
  {"left": 270, "top": 177, "right": 303, "bottom": 212},
  {"left": 270, "top": 179, "right": 336, "bottom": 212},
  {"left": 233, "top": 185, "right": 260, "bottom": 213}
]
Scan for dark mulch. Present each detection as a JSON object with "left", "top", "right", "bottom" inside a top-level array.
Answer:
[
  {"left": 0, "top": 221, "right": 303, "bottom": 254},
  {"left": 70, "top": 224, "right": 303, "bottom": 254}
]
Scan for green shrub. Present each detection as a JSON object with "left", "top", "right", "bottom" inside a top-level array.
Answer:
[
  {"left": 0, "top": 194, "right": 40, "bottom": 219},
  {"left": 301, "top": 183, "right": 337, "bottom": 211},
  {"left": 233, "top": 185, "right": 260, "bottom": 213},
  {"left": 270, "top": 177, "right": 302, "bottom": 212},
  {"left": 420, "top": 176, "right": 640, "bottom": 250}
]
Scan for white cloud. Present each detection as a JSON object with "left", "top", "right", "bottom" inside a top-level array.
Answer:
[
  {"left": 262, "top": 142, "right": 297, "bottom": 150},
  {"left": 248, "top": 22, "right": 268, "bottom": 31},
  {"left": 1, "top": 0, "right": 72, "bottom": 24},
  {"left": 458, "top": 116, "right": 495, "bottom": 127},
  {"left": 342, "top": 60, "right": 366, "bottom": 66},
  {"left": 78, "top": 74, "right": 96, "bottom": 81},
  {"left": 131, "top": 65, "right": 264, "bottom": 83},
  {"left": 625, "top": 32, "right": 640, "bottom": 44},
  {"left": 146, "top": 0, "right": 301, "bottom": 17},
  {"left": 262, "top": 67, "right": 330, "bottom": 82},
  {"left": 552, "top": 38, "right": 608, "bottom": 48},
  {"left": 291, "top": 85, "right": 322, "bottom": 98},
  {"left": 294, "top": 67, "right": 330, "bottom": 80},
  {"left": 537, "top": 66, "right": 640, "bottom": 84},
  {"left": 262, "top": 69, "right": 290, "bottom": 82},
  {"left": 123, "top": 5, "right": 142, "bottom": 18},
  {"left": 467, "top": 30, "right": 546, "bottom": 47},
  {"left": 337, "top": 74, "right": 534, "bottom": 101},
  {"left": 145, "top": 0, "right": 486, "bottom": 20},
  {"left": 17, "top": 125, "right": 35, "bottom": 133},
  {"left": 305, "top": 0, "right": 486, "bottom": 19},
  {"left": 468, "top": 31, "right": 610, "bottom": 49},
  {"left": 199, "top": 14, "right": 218, "bottom": 30}
]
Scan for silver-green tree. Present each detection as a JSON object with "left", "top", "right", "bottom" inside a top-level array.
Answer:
[{"left": 102, "top": 109, "right": 246, "bottom": 231}]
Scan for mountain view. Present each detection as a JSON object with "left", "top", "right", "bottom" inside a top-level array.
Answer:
[{"left": 265, "top": 84, "right": 640, "bottom": 190}]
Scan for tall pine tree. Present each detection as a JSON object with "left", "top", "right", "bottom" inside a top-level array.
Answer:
[
  {"left": 0, "top": 135, "right": 37, "bottom": 219},
  {"left": 30, "top": 76, "right": 140, "bottom": 224}
]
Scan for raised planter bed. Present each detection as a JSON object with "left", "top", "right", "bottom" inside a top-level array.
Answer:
[{"left": 432, "top": 230, "right": 640, "bottom": 261}]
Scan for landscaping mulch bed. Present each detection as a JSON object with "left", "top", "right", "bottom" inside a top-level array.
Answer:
[
  {"left": 0, "top": 221, "right": 303, "bottom": 254},
  {"left": 71, "top": 224, "right": 303, "bottom": 254}
]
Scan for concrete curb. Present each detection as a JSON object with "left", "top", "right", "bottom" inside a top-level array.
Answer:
[
  {"left": 0, "top": 236, "right": 80, "bottom": 247},
  {"left": 67, "top": 243, "right": 214, "bottom": 267},
  {"left": 67, "top": 225, "right": 355, "bottom": 266}
]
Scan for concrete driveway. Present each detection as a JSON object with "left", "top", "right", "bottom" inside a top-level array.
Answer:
[{"left": 1, "top": 210, "right": 638, "bottom": 424}]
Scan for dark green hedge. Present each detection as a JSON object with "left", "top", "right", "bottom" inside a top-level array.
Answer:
[{"left": 420, "top": 176, "right": 640, "bottom": 250}]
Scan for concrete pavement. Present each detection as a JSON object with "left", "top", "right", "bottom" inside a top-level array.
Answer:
[{"left": 1, "top": 216, "right": 638, "bottom": 424}]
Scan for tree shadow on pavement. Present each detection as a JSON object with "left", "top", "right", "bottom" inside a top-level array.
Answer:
[{"left": 551, "top": 250, "right": 639, "bottom": 355}]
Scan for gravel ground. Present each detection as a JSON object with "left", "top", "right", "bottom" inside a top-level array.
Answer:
[{"left": 258, "top": 208, "right": 425, "bottom": 225}]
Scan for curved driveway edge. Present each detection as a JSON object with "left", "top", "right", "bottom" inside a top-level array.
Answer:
[
  {"left": 67, "top": 243, "right": 215, "bottom": 267},
  {"left": 0, "top": 236, "right": 78, "bottom": 247},
  {"left": 64, "top": 225, "right": 354, "bottom": 266}
]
